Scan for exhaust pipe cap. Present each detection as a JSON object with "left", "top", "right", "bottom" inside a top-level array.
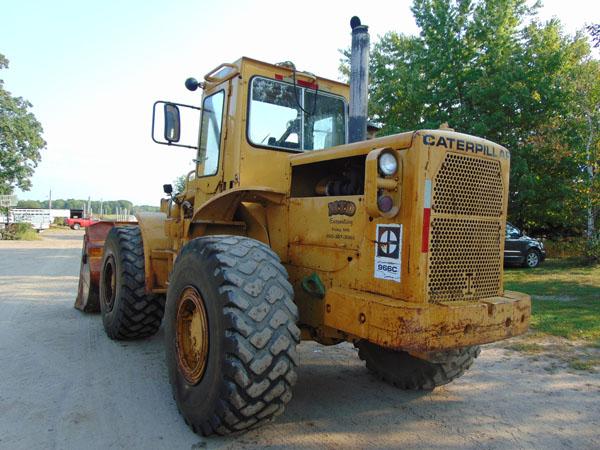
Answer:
[{"left": 350, "top": 16, "right": 361, "bottom": 29}]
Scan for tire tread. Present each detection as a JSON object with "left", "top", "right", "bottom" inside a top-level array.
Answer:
[
  {"left": 170, "top": 235, "right": 300, "bottom": 436},
  {"left": 357, "top": 341, "right": 480, "bottom": 390},
  {"left": 101, "top": 226, "right": 165, "bottom": 340}
]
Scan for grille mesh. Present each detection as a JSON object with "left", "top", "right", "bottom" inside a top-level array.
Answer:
[
  {"left": 427, "top": 153, "right": 504, "bottom": 303},
  {"left": 432, "top": 154, "right": 503, "bottom": 216},
  {"left": 428, "top": 218, "right": 502, "bottom": 302}
]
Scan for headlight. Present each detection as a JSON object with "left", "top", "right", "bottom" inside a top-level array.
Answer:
[{"left": 378, "top": 152, "right": 398, "bottom": 176}]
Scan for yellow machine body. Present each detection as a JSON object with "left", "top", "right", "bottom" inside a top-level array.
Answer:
[{"left": 78, "top": 57, "right": 530, "bottom": 352}]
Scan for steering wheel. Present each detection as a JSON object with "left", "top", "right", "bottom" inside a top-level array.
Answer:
[{"left": 273, "top": 118, "right": 300, "bottom": 148}]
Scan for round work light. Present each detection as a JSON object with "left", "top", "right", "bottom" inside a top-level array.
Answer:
[{"left": 378, "top": 152, "right": 398, "bottom": 176}]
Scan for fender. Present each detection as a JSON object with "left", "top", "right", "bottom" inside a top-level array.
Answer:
[
  {"left": 135, "top": 212, "right": 170, "bottom": 293},
  {"left": 188, "top": 186, "right": 286, "bottom": 244},
  {"left": 191, "top": 186, "right": 286, "bottom": 222}
]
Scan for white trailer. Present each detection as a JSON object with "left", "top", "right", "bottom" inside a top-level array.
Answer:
[{"left": 3, "top": 209, "right": 52, "bottom": 232}]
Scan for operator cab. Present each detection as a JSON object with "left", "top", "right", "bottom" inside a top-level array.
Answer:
[
  {"left": 152, "top": 59, "right": 349, "bottom": 156},
  {"left": 152, "top": 57, "right": 352, "bottom": 197}
]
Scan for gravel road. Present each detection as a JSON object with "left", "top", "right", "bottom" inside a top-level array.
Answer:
[{"left": 1, "top": 230, "right": 599, "bottom": 450}]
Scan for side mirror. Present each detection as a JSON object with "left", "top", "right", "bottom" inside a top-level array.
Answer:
[
  {"left": 151, "top": 101, "right": 201, "bottom": 149},
  {"left": 163, "top": 184, "right": 173, "bottom": 195},
  {"left": 164, "top": 104, "right": 181, "bottom": 142}
]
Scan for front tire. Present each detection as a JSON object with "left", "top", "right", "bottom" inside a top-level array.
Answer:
[
  {"left": 523, "top": 249, "right": 541, "bottom": 268},
  {"left": 99, "top": 226, "right": 165, "bottom": 339},
  {"left": 165, "top": 236, "right": 300, "bottom": 436},
  {"left": 72, "top": 223, "right": 81, "bottom": 230},
  {"left": 357, "top": 341, "right": 480, "bottom": 390}
]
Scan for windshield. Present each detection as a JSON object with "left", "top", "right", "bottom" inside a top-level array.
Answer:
[
  {"left": 248, "top": 77, "right": 346, "bottom": 152},
  {"left": 506, "top": 223, "right": 520, "bottom": 238}
]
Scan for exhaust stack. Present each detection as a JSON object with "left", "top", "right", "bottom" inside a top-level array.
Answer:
[{"left": 348, "top": 16, "right": 370, "bottom": 143}]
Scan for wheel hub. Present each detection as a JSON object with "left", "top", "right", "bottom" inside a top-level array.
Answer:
[
  {"left": 528, "top": 252, "right": 539, "bottom": 267},
  {"left": 102, "top": 255, "right": 117, "bottom": 312},
  {"left": 176, "top": 286, "right": 209, "bottom": 384}
]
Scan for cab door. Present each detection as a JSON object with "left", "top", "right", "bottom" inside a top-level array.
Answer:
[{"left": 193, "top": 83, "right": 230, "bottom": 205}]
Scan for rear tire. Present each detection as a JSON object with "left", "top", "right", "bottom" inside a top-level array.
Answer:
[
  {"left": 99, "top": 226, "right": 165, "bottom": 340},
  {"left": 73, "top": 223, "right": 81, "bottom": 230},
  {"left": 165, "top": 236, "right": 300, "bottom": 436},
  {"left": 357, "top": 341, "right": 480, "bottom": 390}
]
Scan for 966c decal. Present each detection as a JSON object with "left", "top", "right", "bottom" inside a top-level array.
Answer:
[{"left": 374, "top": 224, "right": 402, "bottom": 282}]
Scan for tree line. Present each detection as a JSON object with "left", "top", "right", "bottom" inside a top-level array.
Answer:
[{"left": 15, "top": 199, "right": 159, "bottom": 215}]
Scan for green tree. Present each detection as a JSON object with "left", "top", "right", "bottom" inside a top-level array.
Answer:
[
  {"left": 587, "top": 24, "right": 600, "bottom": 48},
  {"left": 173, "top": 174, "right": 187, "bottom": 193},
  {"left": 357, "top": 0, "right": 597, "bottom": 236},
  {"left": 51, "top": 199, "right": 66, "bottom": 209},
  {"left": 0, "top": 53, "right": 46, "bottom": 194},
  {"left": 569, "top": 58, "right": 600, "bottom": 242},
  {"left": 133, "top": 204, "right": 160, "bottom": 213},
  {"left": 117, "top": 200, "right": 133, "bottom": 211},
  {"left": 16, "top": 199, "right": 42, "bottom": 208}
]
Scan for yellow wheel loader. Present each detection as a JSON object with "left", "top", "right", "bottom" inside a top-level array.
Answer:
[{"left": 75, "top": 17, "right": 530, "bottom": 435}]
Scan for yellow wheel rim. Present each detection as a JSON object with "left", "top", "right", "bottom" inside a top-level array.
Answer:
[{"left": 176, "top": 286, "right": 209, "bottom": 384}]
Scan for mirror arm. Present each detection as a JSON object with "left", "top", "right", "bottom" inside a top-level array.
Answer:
[{"left": 166, "top": 143, "right": 198, "bottom": 150}]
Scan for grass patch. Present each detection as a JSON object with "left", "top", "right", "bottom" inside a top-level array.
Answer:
[
  {"left": 504, "top": 259, "right": 600, "bottom": 343},
  {"left": 500, "top": 333, "right": 600, "bottom": 372},
  {"left": 18, "top": 228, "right": 41, "bottom": 240},
  {"left": 504, "top": 342, "right": 544, "bottom": 354},
  {"left": 568, "top": 358, "right": 600, "bottom": 372},
  {"left": 0, "top": 223, "right": 41, "bottom": 241}
]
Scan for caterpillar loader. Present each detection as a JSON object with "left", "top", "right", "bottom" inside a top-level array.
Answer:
[{"left": 74, "top": 17, "right": 530, "bottom": 435}]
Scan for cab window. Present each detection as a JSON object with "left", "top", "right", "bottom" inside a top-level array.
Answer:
[
  {"left": 248, "top": 77, "right": 346, "bottom": 152},
  {"left": 197, "top": 90, "right": 225, "bottom": 176}
]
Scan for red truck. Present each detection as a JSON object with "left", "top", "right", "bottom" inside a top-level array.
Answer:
[{"left": 66, "top": 209, "right": 98, "bottom": 230}]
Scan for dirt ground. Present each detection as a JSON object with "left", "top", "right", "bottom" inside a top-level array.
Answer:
[{"left": 1, "top": 229, "right": 599, "bottom": 450}]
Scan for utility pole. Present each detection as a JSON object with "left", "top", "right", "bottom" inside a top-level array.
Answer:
[{"left": 49, "top": 189, "right": 52, "bottom": 210}]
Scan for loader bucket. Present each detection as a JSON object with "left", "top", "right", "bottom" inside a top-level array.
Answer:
[{"left": 74, "top": 221, "right": 136, "bottom": 312}]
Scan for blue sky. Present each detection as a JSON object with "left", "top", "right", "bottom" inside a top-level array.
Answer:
[{"left": 1, "top": 0, "right": 596, "bottom": 205}]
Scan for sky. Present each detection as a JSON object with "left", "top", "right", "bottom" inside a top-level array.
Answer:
[{"left": 1, "top": 0, "right": 598, "bottom": 206}]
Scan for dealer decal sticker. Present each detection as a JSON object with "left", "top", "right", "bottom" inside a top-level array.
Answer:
[{"left": 374, "top": 224, "right": 402, "bottom": 282}]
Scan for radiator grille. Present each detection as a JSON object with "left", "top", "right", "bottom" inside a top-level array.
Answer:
[
  {"left": 432, "top": 154, "right": 503, "bottom": 216},
  {"left": 427, "top": 153, "right": 504, "bottom": 303},
  {"left": 428, "top": 218, "right": 502, "bottom": 302}
]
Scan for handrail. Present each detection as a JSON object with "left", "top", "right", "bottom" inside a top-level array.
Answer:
[
  {"left": 204, "top": 63, "right": 239, "bottom": 83},
  {"left": 294, "top": 70, "right": 317, "bottom": 83}
]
